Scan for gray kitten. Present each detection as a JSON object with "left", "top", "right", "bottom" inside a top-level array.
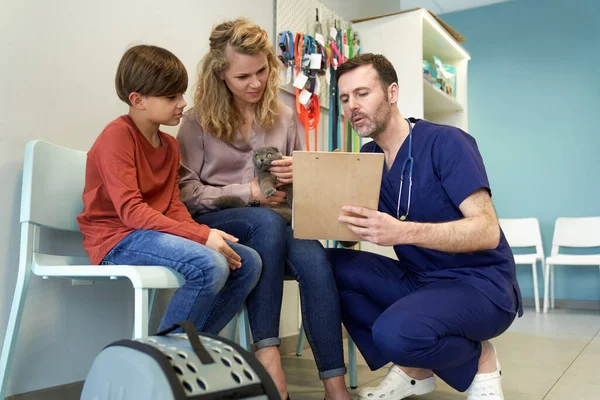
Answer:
[{"left": 213, "top": 146, "right": 293, "bottom": 224}]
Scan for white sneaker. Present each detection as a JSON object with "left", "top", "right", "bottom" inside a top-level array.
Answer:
[
  {"left": 357, "top": 365, "right": 436, "bottom": 400},
  {"left": 466, "top": 345, "right": 504, "bottom": 400}
]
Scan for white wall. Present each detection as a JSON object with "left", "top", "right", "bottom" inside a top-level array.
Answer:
[
  {"left": 0, "top": 0, "right": 280, "bottom": 395},
  {"left": 319, "top": 0, "right": 400, "bottom": 20}
]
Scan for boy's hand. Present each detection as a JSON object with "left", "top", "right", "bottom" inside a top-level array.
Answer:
[{"left": 205, "top": 229, "right": 242, "bottom": 270}]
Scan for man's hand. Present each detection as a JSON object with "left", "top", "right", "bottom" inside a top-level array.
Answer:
[
  {"left": 338, "top": 206, "right": 403, "bottom": 246},
  {"left": 269, "top": 156, "right": 293, "bottom": 184},
  {"left": 205, "top": 229, "right": 242, "bottom": 270},
  {"left": 338, "top": 189, "right": 501, "bottom": 252},
  {"left": 250, "top": 177, "right": 286, "bottom": 205}
]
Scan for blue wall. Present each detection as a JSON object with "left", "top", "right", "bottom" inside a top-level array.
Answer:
[{"left": 443, "top": 0, "right": 600, "bottom": 301}]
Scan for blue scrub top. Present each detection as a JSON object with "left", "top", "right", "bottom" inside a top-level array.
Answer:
[{"left": 361, "top": 118, "right": 523, "bottom": 317}]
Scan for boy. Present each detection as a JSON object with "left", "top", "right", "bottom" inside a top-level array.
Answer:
[{"left": 77, "top": 45, "right": 262, "bottom": 333}]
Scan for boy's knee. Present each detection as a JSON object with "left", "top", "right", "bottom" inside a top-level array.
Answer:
[{"left": 203, "top": 253, "right": 230, "bottom": 292}]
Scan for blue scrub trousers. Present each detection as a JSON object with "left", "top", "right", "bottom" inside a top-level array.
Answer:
[{"left": 327, "top": 248, "right": 517, "bottom": 392}]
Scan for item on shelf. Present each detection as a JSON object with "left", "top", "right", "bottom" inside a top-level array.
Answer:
[
  {"left": 443, "top": 64, "right": 457, "bottom": 98},
  {"left": 423, "top": 59, "right": 431, "bottom": 74},
  {"left": 352, "top": 32, "right": 360, "bottom": 55},
  {"left": 423, "top": 60, "right": 436, "bottom": 83},
  {"left": 433, "top": 56, "right": 455, "bottom": 97}
]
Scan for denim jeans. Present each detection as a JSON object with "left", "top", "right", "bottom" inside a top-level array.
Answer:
[
  {"left": 101, "top": 229, "right": 262, "bottom": 334},
  {"left": 195, "top": 207, "right": 346, "bottom": 379}
]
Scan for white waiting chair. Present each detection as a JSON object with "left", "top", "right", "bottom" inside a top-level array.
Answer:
[
  {"left": 0, "top": 140, "right": 249, "bottom": 399},
  {"left": 544, "top": 217, "right": 600, "bottom": 313},
  {"left": 499, "top": 218, "right": 545, "bottom": 313}
]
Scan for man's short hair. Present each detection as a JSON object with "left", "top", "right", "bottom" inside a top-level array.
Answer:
[
  {"left": 115, "top": 45, "right": 188, "bottom": 105},
  {"left": 335, "top": 53, "right": 398, "bottom": 93}
]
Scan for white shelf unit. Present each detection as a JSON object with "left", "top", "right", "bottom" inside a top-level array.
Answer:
[
  {"left": 423, "top": 77, "right": 463, "bottom": 114},
  {"left": 353, "top": 8, "right": 470, "bottom": 132},
  {"left": 352, "top": 9, "right": 470, "bottom": 259}
]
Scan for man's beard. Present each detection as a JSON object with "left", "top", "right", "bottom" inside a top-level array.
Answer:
[{"left": 350, "top": 104, "right": 392, "bottom": 140}]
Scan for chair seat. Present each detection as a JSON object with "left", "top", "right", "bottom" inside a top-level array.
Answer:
[
  {"left": 513, "top": 254, "right": 539, "bottom": 265},
  {"left": 546, "top": 254, "right": 600, "bottom": 266},
  {"left": 32, "top": 253, "right": 185, "bottom": 289}
]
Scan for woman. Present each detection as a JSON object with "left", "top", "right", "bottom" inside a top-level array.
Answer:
[{"left": 176, "top": 18, "right": 351, "bottom": 400}]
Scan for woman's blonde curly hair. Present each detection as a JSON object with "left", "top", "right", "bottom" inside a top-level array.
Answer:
[{"left": 194, "top": 18, "right": 280, "bottom": 142}]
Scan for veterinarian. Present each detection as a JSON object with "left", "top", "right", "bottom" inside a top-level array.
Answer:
[
  {"left": 326, "top": 53, "right": 523, "bottom": 400},
  {"left": 176, "top": 18, "right": 351, "bottom": 400}
]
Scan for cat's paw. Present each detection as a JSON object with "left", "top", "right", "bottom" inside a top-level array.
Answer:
[
  {"left": 247, "top": 199, "right": 261, "bottom": 207},
  {"left": 264, "top": 188, "right": 276, "bottom": 198}
]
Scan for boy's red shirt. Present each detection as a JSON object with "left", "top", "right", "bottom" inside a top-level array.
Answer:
[{"left": 77, "top": 115, "right": 210, "bottom": 265}]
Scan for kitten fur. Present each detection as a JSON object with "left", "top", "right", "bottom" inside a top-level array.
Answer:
[{"left": 212, "top": 146, "right": 293, "bottom": 224}]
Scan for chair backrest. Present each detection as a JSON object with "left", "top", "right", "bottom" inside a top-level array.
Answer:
[
  {"left": 498, "top": 217, "right": 544, "bottom": 260},
  {"left": 550, "top": 217, "right": 600, "bottom": 255},
  {"left": 21, "top": 140, "right": 87, "bottom": 232}
]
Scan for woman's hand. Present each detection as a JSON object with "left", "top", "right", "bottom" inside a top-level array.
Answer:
[{"left": 269, "top": 156, "right": 293, "bottom": 184}]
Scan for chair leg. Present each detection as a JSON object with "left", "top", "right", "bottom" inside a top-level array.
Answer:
[
  {"left": 148, "top": 289, "right": 156, "bottom": 320},
  {"left": 227, "top": 314, "right": 238, "bottom": 342},
  {"left": 543, "top": 263, "right": 551, "bottom": 313},
  {"left": 296, "top": 323, "right": 306, "bottom": 356},
  {"left": 237, "top": 305, "right": 251, "bottom": 352},
  {"left": 348, "top": 335, "right": 358, "bottom": 389},
  {"left": 550, "top": 265, "right": 555, "bottom": 309},
  {"left": 0, "top": 267, "right": 32, "bottom": 399},
  {"left": 532, "top": 262, "right": 540, "bottom": 313},
  {"left": 133, "top": 288, "right": 149, "bottom": 339}
]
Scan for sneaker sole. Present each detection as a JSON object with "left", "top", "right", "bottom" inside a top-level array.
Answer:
[{"left": 357, "top": 380, "right": 436, "bottom": 400}]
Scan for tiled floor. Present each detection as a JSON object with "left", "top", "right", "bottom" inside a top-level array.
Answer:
[{"left": 281, "top": 308, "right": 600, "bottom": 400}]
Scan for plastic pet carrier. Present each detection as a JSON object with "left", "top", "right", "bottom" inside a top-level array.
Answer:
[{"left": 81, "top": 321, "right": 280, "bottom": 399}]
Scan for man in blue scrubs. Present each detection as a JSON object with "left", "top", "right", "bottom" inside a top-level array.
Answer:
[{"left": 327, "top": 54, "right": 522, "bottom": 400}]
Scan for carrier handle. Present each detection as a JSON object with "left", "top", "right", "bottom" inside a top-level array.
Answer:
[{"left": 156, "top": 321, "right": 214, "bottom": 365}]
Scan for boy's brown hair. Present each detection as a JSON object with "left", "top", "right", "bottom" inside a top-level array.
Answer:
[
  {"left": 335, "top": 53, "right": 398, "bottom": 94},
  {"left": 115, "top": 45, "right": 188, "bottom": 105}
]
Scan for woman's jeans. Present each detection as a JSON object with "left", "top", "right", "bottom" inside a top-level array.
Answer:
[
  {"left": 196, "top": 207, "right": 346, "bottom": 379},
  {"left": 101, "top": 229, "right": 262, "bottom": 334}
]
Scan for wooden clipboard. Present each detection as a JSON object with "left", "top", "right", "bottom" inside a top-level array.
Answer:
[{"left": 292, "top": 151, "right": 384, "bottom": 240}]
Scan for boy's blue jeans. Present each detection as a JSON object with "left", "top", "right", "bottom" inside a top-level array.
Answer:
[
  {"left": 196, "top": 207, "right": 346, "bottom": 380},
  {"left": 101, "top": 229, "right": 262, "bottom": 334}
]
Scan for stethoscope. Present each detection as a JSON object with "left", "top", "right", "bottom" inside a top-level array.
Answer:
[{"left": 396, "top": 119, "right": 414, "bottom": 221}]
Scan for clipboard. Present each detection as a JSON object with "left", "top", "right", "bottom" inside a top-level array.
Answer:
[{"left": 292, "top": 151, "right": 385, "bottom": 240}]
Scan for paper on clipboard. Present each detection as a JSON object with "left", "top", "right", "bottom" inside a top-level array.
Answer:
[{"left": 292, "top": 151, "right": 384, "bottom": 241}]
